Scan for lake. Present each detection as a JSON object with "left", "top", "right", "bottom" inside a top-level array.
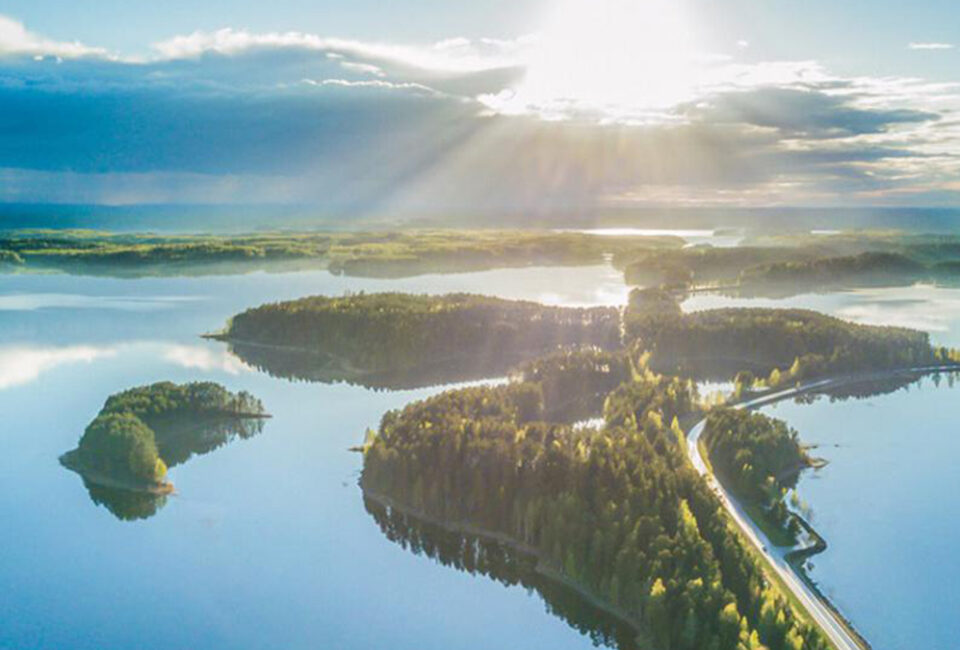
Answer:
[
  {"left": 0, "top": 265, "right": 630, "bottom": 650},
  {"left": 3, "top": 268, "right": 960, "bottom": 650}
]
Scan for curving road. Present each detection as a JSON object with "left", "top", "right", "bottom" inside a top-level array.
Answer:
[{"left": 687, "top": 365, "right": 960, "bottom": 650}]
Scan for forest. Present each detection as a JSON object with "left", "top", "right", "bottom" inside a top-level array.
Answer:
[
  {"left": 625, "top": 288, "right": 938, "bottom": 382},
  {"left": 361, "top": 366, "right": 829, "bottom": 650},
  {"left": 60, "top": 381, "right": 267, "bottom": 510},
  {"left": 702, "top": 409, "right": 812, "bottom": 539},
  {"left": 216, "top": 293, "right": 622, "bottom": 377}
]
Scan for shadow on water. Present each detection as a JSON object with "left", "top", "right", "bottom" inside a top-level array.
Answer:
[
  {"left": 363, "top": 496, "right": 642, "bottom": 650},
  {"left": 225, "top": 341, "right": 529, "bottom": 391}
]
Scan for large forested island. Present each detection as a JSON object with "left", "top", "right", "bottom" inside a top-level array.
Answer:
[
  {"left": 361, "top": 361, "right": 831, "bottom": 650},
  {"left": 329, "top": 284, "right": 960, "bottom": 650},
  {"left": 61, "top": 381, "right": 267, "bottom": 519},
  {"left": 212, "top": 293, "right": 621, "bottom": 388}
]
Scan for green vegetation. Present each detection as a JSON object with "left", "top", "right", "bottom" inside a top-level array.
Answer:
[
  {"left": 0, "top": 229, "right": 681, "bottom": 278},
  {"left": 703, "top": 409, "right": 811, "bottom": 540},
  {"left": 618, "top": 231, "right": 960, "bottom": 295},
  {"left": 738, "top": 252, "right": 926, "bottom": 289},
  {"left": 362, "top": 367, "right": 829, "bottom": 650},
  {"left": 75, "top": 413, "right": 169, "bottom": 487},
  {"left": 514, "top": 347, "right": 632, "bottom": 422},
  {"left": 326, "top": 230, "right": 681, "bottom": 278},
  {"left": 216, "top": 293, "right": 621, "bottom": 381},
  {"left": 61, "top": 381, "right": 267, "bottom": 506},
  {"left": 621, "top": 247, "right": 821, "bottom": 288},
  {"left": 625, "top": 288, "right": 938, "bottom": 382}
]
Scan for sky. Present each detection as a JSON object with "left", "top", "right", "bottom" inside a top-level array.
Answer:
[{"left": 1, "top": 0, "right": 959, "bottom": 216}]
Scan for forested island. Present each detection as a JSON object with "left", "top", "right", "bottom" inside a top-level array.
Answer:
[
  {"left": 361, "top": 362, "right": 830, "bottom": 650},
  {"left": 61, "top": 381, "right": 267, "bottom": 520},
  {"left": 625, "top": 288, "right": 943, "bottom": 383},
  {"left": 212, "top": 293, "right": 621, "bottom": 388}
]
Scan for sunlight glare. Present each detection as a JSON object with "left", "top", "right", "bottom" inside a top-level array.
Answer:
[{"left": 498, "top": 0, "right": 702, "bottom": 119}]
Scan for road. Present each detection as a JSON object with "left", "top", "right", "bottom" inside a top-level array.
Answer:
[{"left": 687, "top": 365, "right": 959, "bottom": 650}]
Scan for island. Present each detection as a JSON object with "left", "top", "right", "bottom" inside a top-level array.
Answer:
[
  {"left": 361, "top": 361, "right": 832, "bottom": 650},
  {"left": 61, "top": 381, "right": 268, "bottom": 520},
  {"left": 342, "top": 284, "right": 960, "bottom": 650},
  {"left": 210, "top": 293, "right": 622, "bottom": 388}
]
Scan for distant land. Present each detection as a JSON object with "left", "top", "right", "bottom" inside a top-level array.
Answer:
[{"left": 5, "top": 203, "right": 960, "bottom": 233}]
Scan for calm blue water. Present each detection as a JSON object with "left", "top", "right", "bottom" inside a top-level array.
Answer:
[
  {"left": 761, "top": 379, "right": 960, "bottom": 650},
  {"left": 0, "top": 265, "right": 629, "bottom": 650},
  {"left": 5, "top": 268, "right": 960, "bottom": 650}
]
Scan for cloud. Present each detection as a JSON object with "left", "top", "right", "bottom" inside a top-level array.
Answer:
[
  {"left": 0, "top": 15, "right": 107, "bottom": 59},
  {"left": 682, "top": 86, "right": 938, "bottom": 139},
  {"left": 0, "top": 15, "right": 957, "bottom": 211},
  {"left": 909, "top": 42, "right": 954, "bottom": 51}
]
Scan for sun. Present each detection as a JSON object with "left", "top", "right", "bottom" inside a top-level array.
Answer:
[{"left": 496, "top": 0, "right": 702, "bottom": 119}]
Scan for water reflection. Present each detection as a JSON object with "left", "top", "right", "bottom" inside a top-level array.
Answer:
[
  {"left": 363, "top": 496, "right": 640, "bottom": 650},
  {"left": 797, "top": 370, "right": 959, "bottom": 403},
  {"left": 0, "top": 345, "right": 117, "bottom": 390},
  {"left": 82, "top": 479, "right": 169, "bottom": 521},
  {"left": 226, "top": 341, "right": 530, "bottom": 390}
]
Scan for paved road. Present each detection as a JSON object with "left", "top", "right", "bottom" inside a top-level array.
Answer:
[{"left": 687, "top": 365, "right": 959, "bottom": 650}]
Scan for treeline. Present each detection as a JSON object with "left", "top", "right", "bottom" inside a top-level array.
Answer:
[
  {"left": 620, "top": 247, "right": 822, "bottom": 288},
  {"left": 61, "top": 381, "right": 267, "bottom": 500},
  {"left": 620, "top": 232, "right": 960, "bottom": 294},
  {"left": 328, "top": 231, "right": 681, "bottom": 278},
  {"left": 362, "top": 373, "right": 828, "bottom": 650},
  {"left": 219, "top": 293, "right": 622, "bottom": 376},
  {"left": 739, "top": 252, "right": 927, "bottom": 289},
  {"left": 0, "top": 229, "right": 681, "bottom": 278},
  {"left": 703, "top": 409, "right": 810, "bottom": 536},
  {"left": 101, "top": 381, "right": 265, "bottom": 422},
  {"left": 625, "top": 289, "right": 937, "bottom": 382}
]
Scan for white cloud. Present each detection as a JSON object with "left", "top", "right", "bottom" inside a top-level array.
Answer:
[
  {"left": 908, "top": 42, "right": 955, "bottom": 50},
  {"left": 0, "top": 15, "right": 108, "bottom": 59},
  {"left": 151, "top": 28, "right": 526, "bottom": 73},
  {"left": 0, "top": 345, "right": 117, "bottom": 390},
  {"left": 301, "top": 77, "right": 443, "bottom": 95}
]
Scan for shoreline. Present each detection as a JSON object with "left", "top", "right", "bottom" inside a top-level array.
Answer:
[{"left": 361, "top": 488, "right": 654, "bottom": 647}]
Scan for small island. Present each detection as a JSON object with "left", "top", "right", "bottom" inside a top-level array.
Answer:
[{"left": 61, "top": 381, "right": 268, "bottom": 510}]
